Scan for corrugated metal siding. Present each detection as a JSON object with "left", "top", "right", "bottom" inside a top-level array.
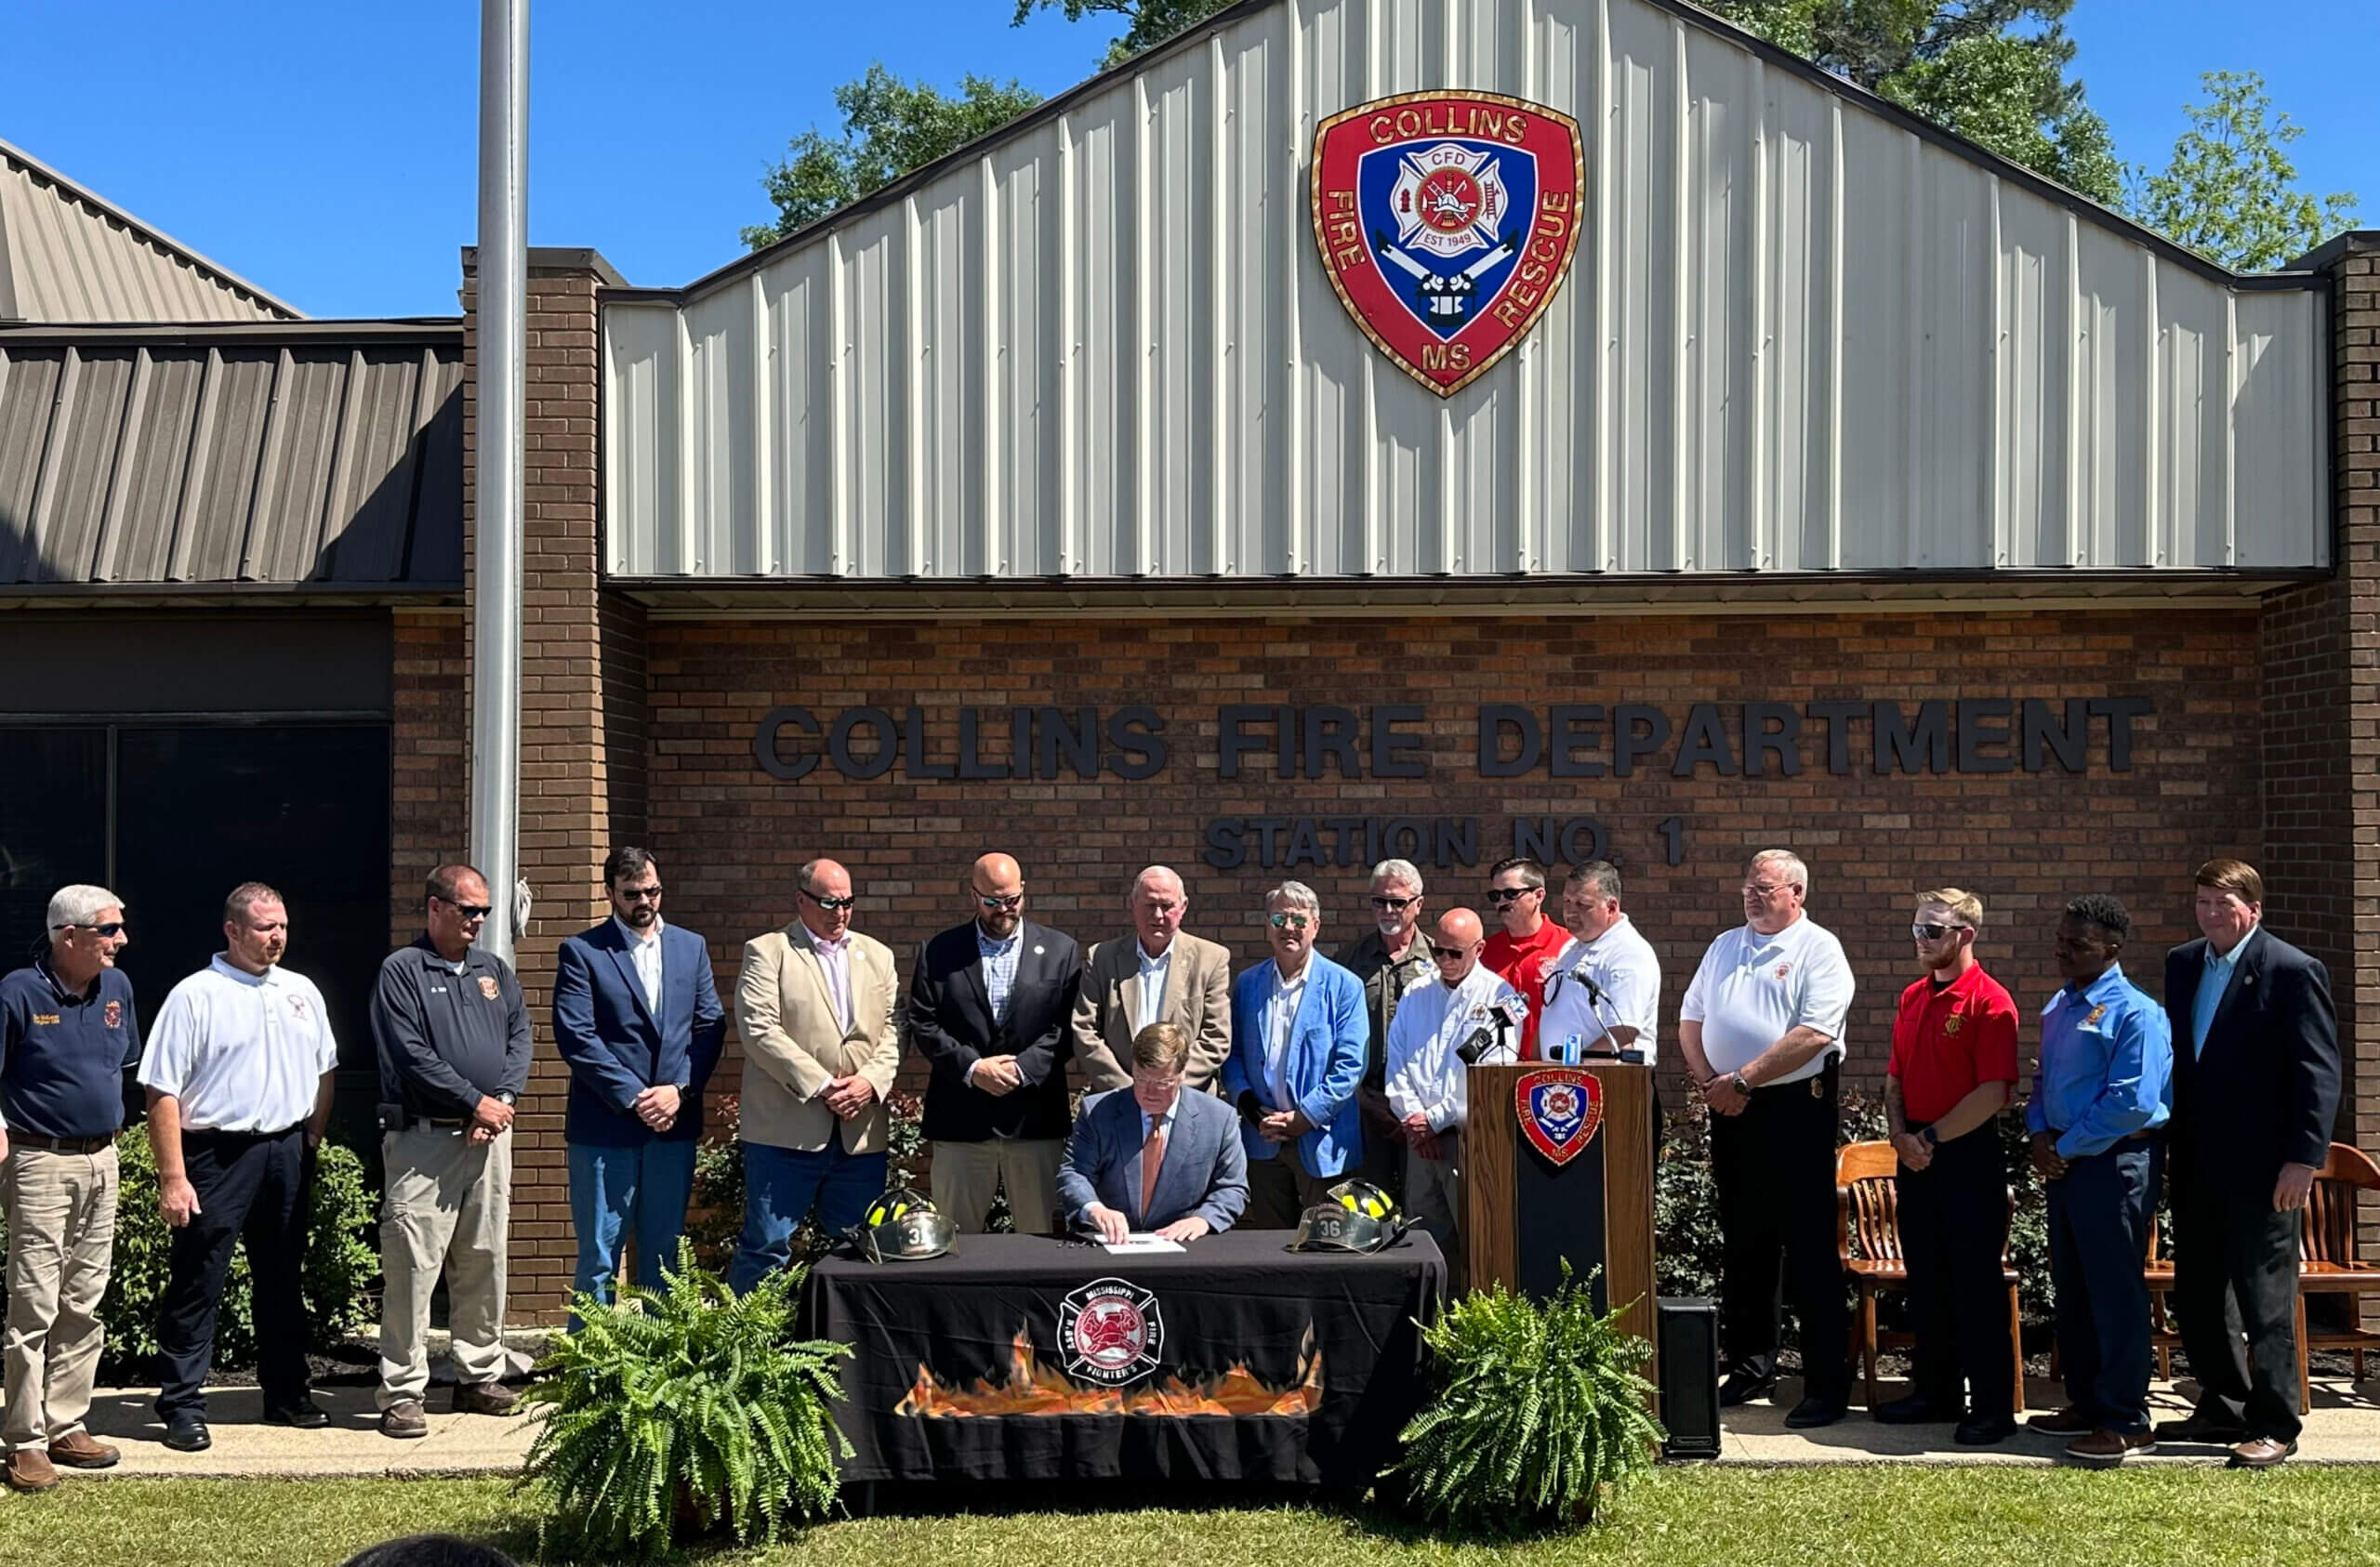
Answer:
[
  {"left": 0, "top": 333, "right": 463, "bottom": 586},
  {"left": 602, "top": 0, "right": 2331, "bottom": 582},
  {"left": 1, "top": 138, "right": 300, "bottom": 324}
]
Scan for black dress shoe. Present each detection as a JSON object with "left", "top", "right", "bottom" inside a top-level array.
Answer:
[
  {"left": 2155, "top": 1412, "right": 2249, "bottom": 1444},
  {"left": 1784, "top": 1392, "right": 1848, "bottom": 1429},
  {"left": 1955, "top": 1415, "right": 2019, "bottom": 1446},
  {"left": 1872, "top": 1392, "right": 1954, "bottom": 1425},
  {"left": 161, "top": 1414, "right": 211, "bottom": 1453},
  {"left": 264, "top": 1396, "right": 331, "bottom": 1430},
  {"left": 1718, "top": 1370, "right": 1778, "bottom": 1407}
]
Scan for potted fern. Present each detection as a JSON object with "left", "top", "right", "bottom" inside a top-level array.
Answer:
[
  {"left": 1388, "top": 1268, "right": 1663, "bottom": 1533},
  {"left": 518, "top": 1240, "right": 853, "bottom": 1556}
]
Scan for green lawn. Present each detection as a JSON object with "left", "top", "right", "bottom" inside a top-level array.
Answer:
[{"left": 4, "top": 1468, "right": 2378, "bottom": 1566}]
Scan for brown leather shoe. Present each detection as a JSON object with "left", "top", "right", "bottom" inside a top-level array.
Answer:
[
  {"left": 46, "top": 1430, "right": 120, "bottom": 1469},
  {"left": 5, "top": 1448, "right": 60, "bottom": 1494},
  {"left": 2228, "top": 1437, "right": 2297, "bottom": 1470},
  {"left": 378, "top": 1399, "right": 430, "bottom": 1440},
  {"left": 452, "top": 1380, "right": 521, "bottom": 1416},
  {"left": 2065, "top": 1428, "right": 2155, "bottom": 1467},
  {"left": 2027, "top": 1405, "right": 2096, "bottom": 1436}
]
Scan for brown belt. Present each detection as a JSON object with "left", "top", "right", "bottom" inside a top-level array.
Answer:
[{"left": 8, "top": 1132, "right": 113, "bottom": 1154}]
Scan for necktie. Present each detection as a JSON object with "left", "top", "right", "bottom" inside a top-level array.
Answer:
[{"left": 1140, "top": 1118, "right": 1167, "bottom": 1219}]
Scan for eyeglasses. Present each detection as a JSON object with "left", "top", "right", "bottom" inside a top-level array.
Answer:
[
  {"left": 1368, "top": 894, "right": 1419, "bottom": 911},
  {"left": 975, "top": 891, "right": 1024, "bottom": 911},
  {"left": 1430, "top": 943, "right": 1473, "bottom": 962},
  {"left": 617, "top": 885, "right": 664, "bottom": 902},
  {"left": 1486, "top": 887, "right": 1538, "bottom": 904},
  {"left": 804, "top": 890, "right": 858, "bottom": 911},
  {"left": 1268, "top": 912, "right": 1313, "bottom": 930},
  {"left": 1741, "top": 883, "right": 1789, "bottom": 897},
  {"left": 61, "top": 921, "right": 126, "bottom": 938},
  {"left": 1132, "top": 1073, "right": 1185, "bottom": 1094},
  {"left": 1911, "top": 922, "right": 1971, "bottom": 942}
]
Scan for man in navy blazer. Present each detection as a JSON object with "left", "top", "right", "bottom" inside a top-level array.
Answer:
[
  {"left": 1223, "top": 880, "right": 1368, "bottom": 1228},
  {"left": 2158, "top": 859, "right": 2341, "bottom": 1468},
  {"left": 550, "top": 849, "right": 725, "bottom": 1311},
  {"left": 1058, "top": 1022, "right": 1248, "bottom": 1243}
]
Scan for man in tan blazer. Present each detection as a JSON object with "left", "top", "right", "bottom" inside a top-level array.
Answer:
[
  {"left": 1071, "top": 866, "right": 1234, "bottom": 1095},
  {"left": 728, "top": 858, "right": 900, "bottom": 1292}
]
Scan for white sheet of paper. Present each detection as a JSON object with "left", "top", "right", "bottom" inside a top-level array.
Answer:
[{"left": 1102, "top": 1234, "right": 1185, "bottom": 1254}]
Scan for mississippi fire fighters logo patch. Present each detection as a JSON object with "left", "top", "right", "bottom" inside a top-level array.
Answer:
[
  {"left": 1515, "top": 1068, "right": 1604, "bottom": 1168},
  {"left": 1058, "top": 1277, "right": 1165, "bottom": 1387},
  {"left": 104, "top": 999, "right": 124, "bottom": 1029},
  {"left": 1311, "top": 91, "right": 1585, "bottom": 397}
]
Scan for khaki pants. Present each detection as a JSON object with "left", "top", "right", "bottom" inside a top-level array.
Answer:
[
  {"left": 930, "top": 1139, "right": 1063, "bottom": 1234},
  {"left": 1403, "top": 1129, "right": 1465, "bottom": 1294},
  {"left": 2, "top": 1144, "right": 118, "bottom": 1453},
  {"left": 377, "top": 1126, "right": 510, "bottom": 1408}
]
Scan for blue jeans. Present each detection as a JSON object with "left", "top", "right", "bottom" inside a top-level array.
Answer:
[
  {"left": 567, "top": 1139, "right": 698, "bottom": 1318},
  {"left": 729, "top": 1140, "right": 887, "bottom": 1296},
  {"left": 2045, "top": 1140, "right": 2161, "bottom": 1434}
]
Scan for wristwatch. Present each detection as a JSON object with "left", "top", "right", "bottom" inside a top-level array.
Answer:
[
  {"left": 1920, "top": 1126, "right": 1939, "bottom": 1149},
  {"left": 1728, "top": 1071, "right": 1751, "bottom": 1098}
]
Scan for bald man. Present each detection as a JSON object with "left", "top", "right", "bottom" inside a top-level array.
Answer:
[
  {"left": 906, "top": 853, "right": 1083, "bottom": 1232},
  {"left": 1385, "top": 908, "right": 1520, "bottom": 1289},
  {"left": 1070, "top": 866, "right": 1234, "bottom": 1095}
]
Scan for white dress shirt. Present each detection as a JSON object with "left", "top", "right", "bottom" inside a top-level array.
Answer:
[
  {"left": 139, "top": 955, "right": 338, "bottom": 1133},
  {"left": 1386, "top": 962, "right": 1519, "bottom": 1133},
  {"left": 1679, "top": 915, "right": 1855, "bottom": 1083},
  {"left": 1263, "top": 960, "right": 1309, "bottom": 1109},
  {"left": 1539, "top": 915, "right": 1663, "bottom": 1064},
  {"left": 808, "top": 924, "right": 854, "bottom": 1032},
  {"left": 1134, "top": 941, "right": 1173, "bottom": 1034},
  {"left": 616, "top": 915, "right": 665, "bottom": 1014}
]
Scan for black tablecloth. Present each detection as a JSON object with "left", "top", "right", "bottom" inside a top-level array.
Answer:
[{"left": 803, "top": 1230, "right": 1446, "bottom": 1488}]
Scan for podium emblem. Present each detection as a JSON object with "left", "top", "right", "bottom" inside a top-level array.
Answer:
[
  {"left": 1311, "top": 91, "right": 1585, "bottom": 397},
  {"left": 1514, "top": 1068, "right": 1604, "bottom": 1167}
]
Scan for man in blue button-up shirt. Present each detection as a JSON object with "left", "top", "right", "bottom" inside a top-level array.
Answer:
[{"left": 2023, "top": 893, "right": 2173, "bottom": 1467}]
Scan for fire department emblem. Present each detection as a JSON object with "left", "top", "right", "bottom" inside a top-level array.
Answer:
[
  {"left": 1943, "top": 1013, "right": 1964, "bottom": 1035},
  {"left": 1058, "top": 1277, "right": 1164, "bottom": 1387},
  {"left": 1775, "top": 962, "right": 1793, "bottom": 980},
  {"left": 103, "top": 999, "right": 124, "bottom": 1029},
  {"left": 1312, "top": 91, "right": 1585, "bottom": 397},
  {"left": 2084, "top": 1004, "right": 2107, "bottom": 1027},
  {"left": 1515, "top": 1068, "right": 1604, "bottom": 1168},
  {"left": 478, "top": 975, "right": 500, "bottom": 1001}
]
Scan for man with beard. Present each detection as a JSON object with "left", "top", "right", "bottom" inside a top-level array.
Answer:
[
  {"left": 1335, "top": 859, "right": 1433, "bottom": 1196},
  {"left": 1481, "top": 857, "right": 1567, "bottom": 1060}
]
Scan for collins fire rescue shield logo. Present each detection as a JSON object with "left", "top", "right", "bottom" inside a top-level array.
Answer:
[
  {"left": 1058, "top": 1277, "right": 1164, "bottom": 1387},
  {"left": 1312, "top": 92, "right": 1585, "bottom": 397},
  {"left": 1515, "top": 1068, "right": 1604, "bottom": 1168}
]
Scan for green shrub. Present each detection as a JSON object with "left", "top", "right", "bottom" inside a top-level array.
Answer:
[
  {"left": 687, "top": 1088, "right": 943, "bottom": 1271},
  {"left": 519, "top": 1240, "right": 851, "bottom": 1556},
  {"left": 1390, "top": 1268, "right": 1662, "bottom": 1533},
  {"left": 0, "top": 1129, "right": 378, "bottom": 1375}
]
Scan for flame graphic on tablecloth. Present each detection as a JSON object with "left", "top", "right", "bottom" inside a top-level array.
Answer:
[{"left": 895, "top": 1326, "right": 1321, "bottom": 1417}]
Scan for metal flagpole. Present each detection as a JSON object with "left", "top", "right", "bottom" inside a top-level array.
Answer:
[{"left": 470, "top": 0, "right": 527, "bottom": 963}]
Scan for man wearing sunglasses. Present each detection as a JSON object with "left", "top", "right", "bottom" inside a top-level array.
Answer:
[
  {"left": 1223, "top": 882, "right": 1368, "bottom": 1228},
  {"left": 1335, "top": 859, "right": 1433, "bottom": 1197},
  {"left": 731, "top": 858, "right": 903, "bottom": 1288},
  {"left": 1878, "top": 889, "right": 2020, "bottom": 1445},
  {"left": 1384, "top": 907, "right": 1518, "bottom": 1290},
  {"left": 369, "top": 865, "right": 534, "bottom": 1441},
  {"left": 2, "top": 886, "right": 140, "bottom": 1493},
  {"left": 551, "top": 849, "right": 726, "bottom": 1318},
  {"left": 908, "top": 853, "right": 1082, "bottom": 1233},
  {"left": 1481, "top": 858, "right": 1566, "bottom": 1060}
]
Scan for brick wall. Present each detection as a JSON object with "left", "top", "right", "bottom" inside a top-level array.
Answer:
[
  {"left": 390, "top": 607, "right": 469, "bottom": 942},
  {"left": 637, "top": 610, "right": 2260, "bottom": 1122}
]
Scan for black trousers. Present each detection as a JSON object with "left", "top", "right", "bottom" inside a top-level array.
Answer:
[
  {"left": 1895, "top": 1123, "right": 2013, "bottom": 1418},
  {"left": 2173, "top": 1167, "right": 2304, "bottom": 1442},
  {"left": 156, "top": 1125, "right": 313, "bottom": 1418},
  {"left": 2044, "top": 1140, "right": 2159, "bottom": 1434},
  {"left": 1708, "top": 1060, "right": 1847, "bottom": 1398}
]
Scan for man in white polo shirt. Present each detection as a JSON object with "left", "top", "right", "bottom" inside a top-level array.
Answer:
[
  {"left": 1679, "top": 849, "right": 1856, "bottom": 1429},
  {"left": 1386, "top": 907, "right": 1519, "bottom": 1292},
  {"left": 139, "top": 883, "right": 338, "bottom": 1454},
  {"left": 1538, "top": 861, "right": 1661, "bottom": 1065}
]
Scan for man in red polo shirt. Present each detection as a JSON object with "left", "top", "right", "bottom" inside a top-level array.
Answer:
[
  {"left": 1481, "top": 857, "right": 1567, "bottom": 1060},
  {"left": 1878, "top": 887, "right": 2021, "bottom": 1444}
]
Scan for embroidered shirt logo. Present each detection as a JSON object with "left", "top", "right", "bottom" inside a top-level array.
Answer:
[{"left": 478, "top": 975, "right": 501, "bottom": 1001}]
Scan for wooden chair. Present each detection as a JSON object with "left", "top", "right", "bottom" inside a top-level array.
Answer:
[
  {"left": 1835, "top": 1139, "right": 2026, "bottom": 1416},
  {"left": 2294, "top": 1142, "right": 2380, "bottom": 1409}
]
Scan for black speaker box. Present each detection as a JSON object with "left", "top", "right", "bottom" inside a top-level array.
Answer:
[{"left": 1656, "top": 1296, "right": 1722, "bottom": 1459}]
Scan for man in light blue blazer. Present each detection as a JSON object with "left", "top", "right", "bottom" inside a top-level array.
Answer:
[
  {"left": 550, "top": 849, "right": 725, "bottom": 1313},
  {"left": 1223, "top": 880, "right": 1368, "bottom": 1229},
  {"left": 1057, "top": 1022, "right": 1248, "bottom": 1243}
]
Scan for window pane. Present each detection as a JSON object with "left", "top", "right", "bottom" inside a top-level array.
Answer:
[{"left": 0, "top": 728, "right": 108, "bottom": 956}]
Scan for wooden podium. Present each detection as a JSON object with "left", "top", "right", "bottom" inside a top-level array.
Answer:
[{"left": 1465, "top": 1060, "right": 1659, "bottom": 1371}]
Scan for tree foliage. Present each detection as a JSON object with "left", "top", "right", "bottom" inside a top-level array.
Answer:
[
  {"left": 1014, "top": 0, "right": 1240, "bottom": 69},
  {"left": 744, "top": 65, "right": 1044, "bottom": 250},
  {"left": 1703, "top": 2, "right": 2120, "bottom": 202},
  {"left": 2126, "top": 70, "right": 2358, "bottom": 272}
]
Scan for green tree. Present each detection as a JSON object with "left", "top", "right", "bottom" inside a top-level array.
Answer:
[
  {"left": 744, "top": 65, "right": 1044, "bottom": 249},
  {"left": 1013, "top": 0, "right": 1239, "bottom": 69},
  {"left": 2126, "top": 70, "right": 2358, "bottom": 272},
  {"left": 1703, "top": 2, "right": 2120, "bottom": 203}
]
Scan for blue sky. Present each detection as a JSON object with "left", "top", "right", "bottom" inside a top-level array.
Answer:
[{"left": 6, "top": 1, "right": 2373, "bottom": 319}]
